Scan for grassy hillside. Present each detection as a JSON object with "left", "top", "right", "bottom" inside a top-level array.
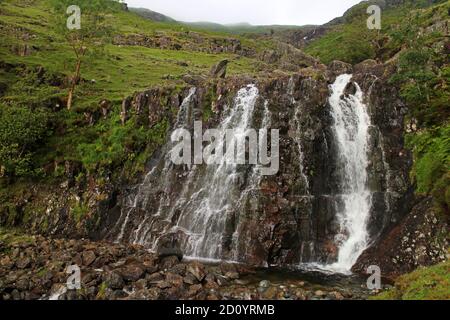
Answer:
[
  {"left": 0, "top": 0, "right": 280, "bottom": 182},
  {"left": 372, "top": 259, "right": 450, "bottom": 300},
  {"left": 0, "top": 0, "right": 269, "bottom": 108}
]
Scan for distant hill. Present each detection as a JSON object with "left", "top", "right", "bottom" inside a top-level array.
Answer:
[
  {"left": 129, "top": 7, "right": 308, "bottom": 35},
  {"left": 129, "top": 7, "right": 176, "bottom": 23}
]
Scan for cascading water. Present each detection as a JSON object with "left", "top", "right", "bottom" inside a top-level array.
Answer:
[
  {"left": 111, "top": 88, "right": 197, "bottom": 244},
  {"left": 326, "top": 74, "right": 373, "bottom": 273},
  {"left": 172, "top": 84, "right": 261, "bottom": 259},
  {"left": 115, "top": 84, "right": 270, "bottom": 262},
  {"left": 288, "top": 77, "right": 310, "bottom": 195}
]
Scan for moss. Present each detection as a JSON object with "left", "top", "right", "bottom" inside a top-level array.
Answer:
[
  {"left": 202, "top": 85, "right": 217, "bottom": 122},
  {"left": 0, "top": 227, "right": 35, "bottom": 246},
  {"left": 372, "top": 260, "right": 450, "bottom": 300},
  {"left": 71, "top": 202, "right": 89, "bottom": 223},
  {"left": 96, "top": 282, "right": 108, "bottom": 300}
]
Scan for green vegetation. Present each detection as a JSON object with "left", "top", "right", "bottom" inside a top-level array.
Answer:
[
  {"left": 406, "top": 126, "right": 450, "bottom": 215},
  {"left": 305, "top": 0, "right": 450, "bottom": 214},
  {"left": 0, "top": 227, "right": 35, "bottom": 247},
  {"left": 305, "top": 0, "right": 449, "bottom": 65},
  {"left": 0, "top": 105, "right": 51, "bottom": 177},
  {"left": 0, "top": 0, "right": 270, "bottom": 186},
  {"left": 372, "top": 260, "right": 450, "bottom": 300}
]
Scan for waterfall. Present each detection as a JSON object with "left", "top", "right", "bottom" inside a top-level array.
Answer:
[
  {"left": 174, "top": 84, "right": 260, "bottom": 259},
  {"left": 115, "top": 84, "right": 270, "bottom": 262},
  {"left": 288, "top": 77, "right": 310, "bottom": 195},
  {"left": 111, "top": 88, "right": 197, "bottom": 244},
  {"left": 326, "top": 74, "right": 373, "bottom": 273}
]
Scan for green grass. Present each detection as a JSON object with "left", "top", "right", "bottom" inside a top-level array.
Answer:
[
  {"left": 0, "top": 227, "right": 35, "bottom": 246},
  {"left": 372, "top": 260, "right": 450, "bottom": 300},
  {"left": 304, "top": 1, "right": 449, "bottom": 65},
  {"left": 0, "top": 0, "right": 266, "bottom": 109},
  {"left": 0, "top": 0, "right": 274, "bottom": 183}
]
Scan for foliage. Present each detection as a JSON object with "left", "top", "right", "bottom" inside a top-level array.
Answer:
[
  {"left": 49, "top": 0, "right": 118, "bottom": 109},
  {"left": 406, "top": 126, "right": 450, "bottom": 213},
  {"left": 372, "top": 260, "right": 450, "bottom": 300},
  {"left": 76, "top": 115, "right": 169, "bottom": 174},
  {"left": 0, "top": 106, "right": 51, "bottom": 177}
]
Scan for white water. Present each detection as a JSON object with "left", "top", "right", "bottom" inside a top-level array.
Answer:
[
  {"left": 325, "top": 74, "right": 373, "bottom": 274},
  {"left": 288, "top": 77, "right": 310, "bottom": 195},
  {"left": 123, "top": 84, "right": 267, "bottom": 262},
  {"left": 174, "top": 84, "right": 260, "bottom": 258}
]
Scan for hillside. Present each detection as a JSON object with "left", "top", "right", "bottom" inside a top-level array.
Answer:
[
  {"left": 128, "top": 7, "right": 176, "bottom": 23},
  {"left": 0, "top": 0, "right": 318, "bottom": 183}
]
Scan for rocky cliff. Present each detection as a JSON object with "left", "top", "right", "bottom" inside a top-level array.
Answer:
[{"left": 2, "top": 58, "right": 437, "bottom": 278}]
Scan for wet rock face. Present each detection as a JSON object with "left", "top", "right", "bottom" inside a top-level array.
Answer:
[
  {"left": 0, "top": 62, "right": 415, "bottom": 272},
  {"left": 100, "top": 62, "right": 413, "bottom": 268},
  {"left": 353, "top": 197, "right": 448, "bottom": 280}
]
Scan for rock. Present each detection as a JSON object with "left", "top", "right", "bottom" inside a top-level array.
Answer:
[
  {"left": 168, "top": 263, "right": 186, "bottom": 276},
  {"left": 134, "top": 279, "right": 148, "bottom": 290},
  {"left": 225, "top": 271, "right": 239, "bottom": 280},
  {"left": 314, "top": 290, "right": 325, "bottom": 297},
  {"left": 186, "top": 262, "right": 206, "bottom": 282},
  {"left": 183, "top": 273, "right": 199, "bottom": 285},
  {"left": 261, "top": 286, "right": 278, "bottom": 300},
  {"left": 120, "top": 96, "right": 132, "bottom": 125},
  {"left": 259, "top": 280, "right": 271, "bottom": 289},
  {"left": 112, "top": 290, "right": 128, "bottom": 299},
  {"left": 215, "top": 275, "right": 230, "bottom": 286},
  {"left": 204, "top": 273, "right": 219, "bottom": 289},
  {"left": 156, "top": 281, "right": 172, "bottom": 289},
  {"left": 146, "top": 272, "right": 164, "bottom": 284},
  {"left": 157, "top": 246, "right": 183, "bottom": 261},
  {"left": 142, "top": 260, "right": 158, "bottom": 274},
  {"left": 0, "top": 256, "right": 14, "bottom": 269},
  {"left": 120, "top": 264, "right": 145, "bottom": 282},
  {"left": 104, "top": 272, "right": 125, "bottom": 290},
  {"left": 159, "top": 256, "right": 180, "bottom": 270},
  {"left": 16, "top": 278, "right": 29, "bottom": 291},
  {"left": 328, "top": 60, "right": 353, "bottom": 75},
  {"left": 82, "top": 251, "right": 96, "bottom": 266},
  {"left": 294, "top": 290, "right": 307, "bottom": 300},
  {"left": 210, "top": 59, "right": 228, "bottom": 78},
  {"left": 332, "top": 291, "right": 345, "bottom": 300},
  {"left": 182, "top": 74, "right": 206, "bottom": 85},
  {"left": 16, "top": 257, "right": 31, "bottom": 269},
  {"left": 187, "top": 284, "right": 203, "bottom": 297},
  {"left": 165, "top": 273, "right": 184, "bottom": 287}
]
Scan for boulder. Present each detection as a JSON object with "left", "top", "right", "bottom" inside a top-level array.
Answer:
[
  {"left": 328, "top": 60, "right": 353, "bottom": 75},
  {"left": 120, "top": 264, "right": 145, "bottom": 282},
  {"left": 104, "top": 272, "right": 125, "bottom": 290},
  {"left": 210, "top": 59, "right": 228, "bottom": 78},
  {"left": 82, "top": 251, "right": 96, "bottom": 266},
  {"left": 186, "top": 261, "right": 206, "bottom": 282}
]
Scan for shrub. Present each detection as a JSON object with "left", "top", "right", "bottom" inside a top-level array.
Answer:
[{"left": 0, "top": 106, "right": 51, "bottom": 178}]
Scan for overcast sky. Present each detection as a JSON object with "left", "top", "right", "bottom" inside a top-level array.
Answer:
[{"left": 125, "top": 0, "right": 363, "bottom": 26}]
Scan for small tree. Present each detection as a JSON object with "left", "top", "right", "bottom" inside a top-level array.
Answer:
[{"left": 51, "top": 0, "right": 115, "bottom": 110}]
